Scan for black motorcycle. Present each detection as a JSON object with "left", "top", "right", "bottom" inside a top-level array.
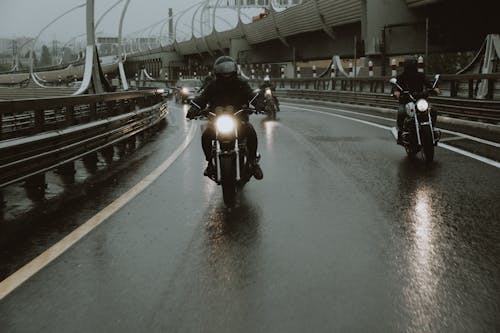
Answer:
[
  {"left": 389, "top": 74, "right": 441, "bottom": 163},
  {"left": 254, "top": 87, "right": 278, "bottom": 119},
  {"left": 262, "top": 87, "right": 278, "bottom": 120},
  {"left": 202, "top": 106, "right": 258, "bottom": 207}
]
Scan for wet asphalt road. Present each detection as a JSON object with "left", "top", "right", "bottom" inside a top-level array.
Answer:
[{"left": 1, "top": 100, "right": 499, "bottom": 332}]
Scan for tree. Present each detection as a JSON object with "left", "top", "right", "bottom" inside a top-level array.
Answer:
[
  {"left": 24, "top": 50, "right": 38, "bottom": 67},
  {"left": 40, "top": 45, "right": 52, "bottom": 66}
]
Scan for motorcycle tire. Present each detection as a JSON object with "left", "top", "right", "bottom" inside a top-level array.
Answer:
[
  {"left": 421, "top": 126, "right": 435, "bottom": 163},
  {"left": 220, "top": 155, "right": 236, "bottom": 208},
  {"left": 266, "top": 102, "right": 276, "bottom": 120},
  {"left": 405, "top": 147, "right": 417, "bottom": 159}
]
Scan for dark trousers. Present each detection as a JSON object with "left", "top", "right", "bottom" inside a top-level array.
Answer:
[{"left": 202, "top": 122, "right": 258, "bottom": 163}]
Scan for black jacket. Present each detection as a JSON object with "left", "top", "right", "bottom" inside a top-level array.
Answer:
[
  {"left": 191, "top": 76, "right": 256, "bottom": 111},
  {"left": 200, "top": 75, "right": 214, "bottom": 91},
  {"left": 393, "top": 72, "right": 434, "bottom": 104}
]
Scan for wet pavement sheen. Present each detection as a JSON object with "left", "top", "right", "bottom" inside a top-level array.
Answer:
[{"left": 1, "top": 101, "right": 499, "bottom": 332}]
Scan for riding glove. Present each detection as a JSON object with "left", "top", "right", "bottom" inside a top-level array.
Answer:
[{"left": 186, "top": 106, "right": 200, "bottom": 119}]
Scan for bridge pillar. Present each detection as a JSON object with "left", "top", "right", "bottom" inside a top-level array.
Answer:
[
  {"left": 56, "top": 161, "right": 76, "bottom": 185},
  {"left": 101, "top": 146, "right": 115, "bottom": 165},
  {"left": 73, "top": 0, "right": 112, "bottom": 95},
  {"left": 230, "top": 38, "right": 252, "bottom": 63},
  {"left": 83, "top": 152, "right": 99, "bottom": 174},
  {"left": 127, "top": 136, "right": 137, "bottom": 152},
  {"left": 362, "top": 0, "right": 418, "bottom": 56},
  {"left": 0, "top": 189, "right": 4, "bottom": 214},
  {"left": 24, "top": 174, "right": 47, "bottom": 201}
]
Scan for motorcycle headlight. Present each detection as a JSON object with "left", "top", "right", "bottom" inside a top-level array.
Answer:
[
  {"left": 181, "top": 87, "right": 189, "bottom": 94},
  {"left": 265, "top": 88, "right": 272, "bottom": 96},
  {"left": 416, "top": 99, "right": 429, "bottom": 112},
  {"left": 215, "top": 115, "right": 236, "bottom": 134}
]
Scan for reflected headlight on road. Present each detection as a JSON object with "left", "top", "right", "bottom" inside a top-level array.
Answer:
[
  {"left": 416, "top": 99, "right": 429, "bottom": 112},
  {"left": 215, "top": 115, "right": 236, "bottom": 134},
  {"left": 265, "top": 88, "right": 272, "bottom": 96},
  {"left": 182, "top": 87, "right": 189, "bottom": 94}
]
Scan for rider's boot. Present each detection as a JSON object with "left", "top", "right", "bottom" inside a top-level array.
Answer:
[
  {"left": 248, "top": 154, "right": 263, "bottom": 180},
  {"left": 204, "top": 161, "right": 216, "bottom": 179},
  {"left": 433, "top": 128, "right": 441, "bottom": 144},
  {"left": 397, "top": 129, "right": 404, "bottom": 145}
]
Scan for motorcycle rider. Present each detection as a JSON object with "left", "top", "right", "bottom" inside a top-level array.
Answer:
[
  {"left": 258, "top": 76, "right": 280, "bottom": 112},
  {"left": 392, "top": 56, "right": 440, "bottom": 144},
  {"left": 199, "top": 71, "right": 214, "bottom": 93},
  {"left": 186, "top": 56, "right": 263, "bottom": 180}
]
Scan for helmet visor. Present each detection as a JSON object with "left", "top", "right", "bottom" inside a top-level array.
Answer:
[{"left": 214, "top": 61, "right": 236, "bottom": 74}]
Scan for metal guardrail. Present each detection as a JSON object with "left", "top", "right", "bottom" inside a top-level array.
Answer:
[
  {"left": 0, "top": 90, "right": 167, "bottom": 188},
  {"left": 247, "top": 74, "right": 500, "bottom": 123},
  {"left": 275, "top": 89, "right": 500, "bottom": 123}
]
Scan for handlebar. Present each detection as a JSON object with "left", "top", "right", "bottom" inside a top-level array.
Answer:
[{"left": 191, "top": 106, "right": 255, "bottom": 120}]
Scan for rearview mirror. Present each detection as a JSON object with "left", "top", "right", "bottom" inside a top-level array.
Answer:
[{"left": 432, "top": 74, "right": 440, "bottom": 89}]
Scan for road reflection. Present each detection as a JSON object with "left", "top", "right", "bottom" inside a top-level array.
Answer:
[
  {"left": 261, "top": 119, "right": 278, "bottom": 152},
  {"left": 396, "top": 160, "right": 445, "bottom": 330},
  {"left": 203, "top": 194, "right": 262, "bottom": 293}
]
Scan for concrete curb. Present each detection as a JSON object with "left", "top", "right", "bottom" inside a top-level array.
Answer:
[{"left": 281, "top": 97, "right": 500, "bottom": 143}]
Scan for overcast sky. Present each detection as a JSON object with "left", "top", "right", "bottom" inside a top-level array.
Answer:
[{"left": 0, "top": 0, "right": 262, "bottom": 44}]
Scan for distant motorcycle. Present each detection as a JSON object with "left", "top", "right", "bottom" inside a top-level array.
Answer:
[
  {"left": 389, "top": 74, "right": 441, "bottom": 163},
  {"left": 262, "top": 87, "right": 278, "bottom": 120},
  {"left": 201, "top": 106, "right": 259, "bottom": 207},
  {"left": 254, "top": 87, "right": 278, "bottom": 119}
]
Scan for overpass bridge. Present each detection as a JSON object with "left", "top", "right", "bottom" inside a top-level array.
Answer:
[
  {"left": 0, "top": 1, "right": 500, "bottom": 331},
  {"left": 125, "top": 0, "right": 497, "bottom": 80}
]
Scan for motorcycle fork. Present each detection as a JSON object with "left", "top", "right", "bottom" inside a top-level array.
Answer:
[
  {"left": 215, "top": 139, "right": 222, "bottom": 183},
  {"left": 427, "top": 110, "right": 436, "bottom": 144},
  {"left": 235, "top": 127, "right": 241, "bottom": 181},
  {"left": 414, "top": 116, "right": 422, "bottom": 146},
  {"left": 215, "top": 131, "right": 240, "bottom": 183}
]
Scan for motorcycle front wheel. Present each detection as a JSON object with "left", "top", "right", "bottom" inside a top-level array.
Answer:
[
  {"left": 421, "top": 126, "right": 435, "bottom": 163},
  {"left": 266, "top": 101, "right": 277, "bottom": 120},
  {"left": 220, "top": 155, "right": 236, "bottom": 207}
]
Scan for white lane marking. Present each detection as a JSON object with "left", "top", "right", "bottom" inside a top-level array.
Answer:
[
  {"left": 439, "top": 136, "right": 464, "bottom": 142},
  {"left": 0, "top": 121, "right": 198, "bottom": 300},
  {"left": 285, "top": 104, "right": 391, "bottom": 130},
  {"left": 439, "top": 128, "right": 500, "bottom": 148},
  {"left": 284, "top": 104, "right": 500, "bottom": 169},
  {"left": 282, "top": 101, "right": 500, "bottom": 148},
  {"left": 439, "top": 143, "right": 500, "bottom": 168}
]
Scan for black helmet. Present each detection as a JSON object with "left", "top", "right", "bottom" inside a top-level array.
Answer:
[
  {"left": 214, "top": 56, "right": 237, "bottom": 76},
  {"left": 403, "top": 56, "right": 418, "bottom": 73}
]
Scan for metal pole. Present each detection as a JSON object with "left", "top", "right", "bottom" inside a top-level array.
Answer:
[
  {"left": 118, "top": 0, "right": 131, "bottom": 90},
  {"left": 354, "top": 35, "right": 357, "bottom": 92},
  {"left": 73, "top": 0, "right": 103, "bottom": 95},
  {"left": 425, "top": 17, "right": 429, "bottom": 73},
  {"left": 381, "top": 27, "right": 386, "bottom": 76}
]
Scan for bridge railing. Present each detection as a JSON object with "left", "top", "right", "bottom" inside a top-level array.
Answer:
[
  {"left": 0, "top": 90, "right": 167, "bottom": 188},
  {"left": 0, "top": 90, "right": 163, "bottom": 139},
  {"left": 248, "top": 74, "right": 500, "bottom": 123},
  {"left": 250, "top": 73, "right": 500, "bottom": 99}
]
